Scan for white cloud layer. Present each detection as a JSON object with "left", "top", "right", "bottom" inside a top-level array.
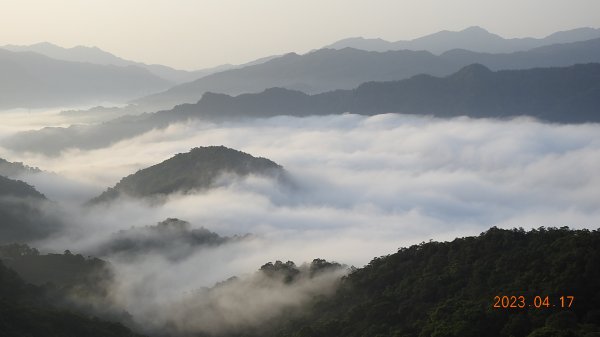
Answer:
[{"left": 2, "top": 112, "right": 599, "bottom": 332}]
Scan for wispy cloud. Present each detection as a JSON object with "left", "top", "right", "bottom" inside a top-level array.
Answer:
[{"left": 2, "top": 112, "right": 599, "bottom": 333}]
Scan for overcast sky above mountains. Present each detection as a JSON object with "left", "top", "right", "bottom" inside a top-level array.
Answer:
[{"left": 2, "top": 0, "right": 599, "bottom": 69}]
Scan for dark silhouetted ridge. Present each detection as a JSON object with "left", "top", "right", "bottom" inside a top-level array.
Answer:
[
  {"left": 0, "top": 158, "right": 42, "bottom": 178},
  {"left": 89, "top": 146, "right": 284, "bottom": 204},
  {"left": 173, "top": 63, "right": 600, "bottom": 123},
  {"left": 7, "top": 62, "right": 600, "bottom": 157},
  {"left": 0, "top": 48, "right": 171, "bottom": 109},
  {"left": 0, "top": 258, "right": 143, "bottom": 337},
  {"left": 134, "top": 37, "right": 600, "bottom": 111},
  {"left": 0, "top": 175, "right": 46, "bottom": 200}
]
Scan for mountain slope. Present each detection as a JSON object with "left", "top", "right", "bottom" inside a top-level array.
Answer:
[
  {"left": 250, "top": 227, "right": 600, "bottom": 337},
  {"left": 0, "top": 49, "right": 172, "bottom": 109},
  {"left": 89, "top": 146, "right": 285, "bottom": 204},
  {"left": 135, "top": 48, "right": 445, "bottom": 110},
  {"left": 0, "top": 243, "right": 111, "bottom": 288},
  {"left": 0, "top": 158, "right": 41, "bottom": 178},
  {"left": 0, "top": 176, "right": 63, "bottom": 244},
  {"left": 90, "top": 218, "right": 245, "bottom": 260},
  {"left": 0, "top": 259, "right": 142, "bottom": 337},
  {"left": 134, "top": 37, "right": 600, "bottom": 111},
  {"left": 325, "top": 26, "right": 600, "bottom": 53}
]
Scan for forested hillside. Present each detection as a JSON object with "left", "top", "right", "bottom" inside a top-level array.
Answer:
[
  {"left": 89, "top": 146, "right": 285, "bottom": 204},
  {"left": 251, "top": 227, "right": 600, "bottom": 337},
  {"left": 0, "top": 259, "right": 142, "bottom": 337}
]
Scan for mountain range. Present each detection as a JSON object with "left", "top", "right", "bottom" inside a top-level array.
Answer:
[
  {"left": 0, "top": 257, "right": 141, "bottom": 337},
  {"left": 134, "top": 37, "right": 600, "bottom": 111},
  {"left": 1, "top": 226, "right": 597, "bottom": 336},
  {"left": 324, "top": 26, "right": 600, "bottom": 54},
  {"left": 1, "top": 42, "right": 278, "bottom": 84},
  {"left": 0, "top": 48, "right": 171, "bottom": 109},
  {"left": 165, "top": 63, "right": 600, "bottom": 123},
  {"left": 0, "top": 175, "right": 46, "bottom": 200},
  {"left": 90, "top": 218, "right": 244, "bottom": 261},
  {"left": 7, "top": 62, "right": 600, "bottom": 156}
]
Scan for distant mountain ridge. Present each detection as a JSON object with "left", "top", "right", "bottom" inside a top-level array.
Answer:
[
  {"left": 324, "top": 26, "right": 600, "bottom": 54},
  {"left": 7, "top": 63, "right": 600, "bottom": 156},
  {"left": 0, "top": 259, "right": 141, "bottom": 337},
  {"left": 89, "top": 146, "right": 285, "bottom": 204},
  {"left": 165, "top": 63, "right": 600, "bottom": 123},
  {"left": 134, "top": 37, "right": 600, "bottom": 111},
  {"left": 0, "top": 48, "right": 171, "bottom": 109},
  {"left": 2, "top": 42, "right": 278, "bottom": 84}
]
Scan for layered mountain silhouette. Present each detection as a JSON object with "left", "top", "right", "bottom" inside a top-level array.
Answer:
[
  {"left": 2, "top": 42, "right": 278, "bottom": 84},
  {"left": 324, "top": 26, "right": 600, "bottom": 54},
  {"left": 0, "top": 48, "right": 171, "bottom": 109},
  {"left": 8, "top": 63, "right": 600, "bottom": 155},
  {"left": 89, "top": 146, "right": 285, "bottom": 204},
  {"left": 0, "top": 175, "right": 46, "bottom": 200},
  {"left": 167, "top": 63, "right": 600, "bottom": 123},
  {"left": 134, "top": 37, "right": 600, "bottom": 111}
]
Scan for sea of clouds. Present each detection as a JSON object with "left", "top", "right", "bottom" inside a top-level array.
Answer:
[{"left": 1, "top": 111, "right": 599, "bottom": 333}]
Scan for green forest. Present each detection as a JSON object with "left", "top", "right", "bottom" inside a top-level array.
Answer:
[
  {"left": 1, "top": 227, "right": 598, "bottom": 337},
  {"left": 245, "top": 227, "right": 600, "bottom": 337}
]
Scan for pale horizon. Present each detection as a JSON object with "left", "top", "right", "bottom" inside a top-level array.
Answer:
[{"left": 2, "top": 0, "right": 600, "bottom": 70}]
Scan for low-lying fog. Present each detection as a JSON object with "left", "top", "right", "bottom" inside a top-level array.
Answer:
[
  {"left": 0, "top": 104, "right": 130, "bottom": 137},
  {"left": 2, "top": 109, "right": 599, "bottom": 333}
]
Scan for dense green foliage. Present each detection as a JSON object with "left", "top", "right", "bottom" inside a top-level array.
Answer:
[
  {"left": 0, "top": 259, "right": 143, "bottom": 337},
  {"left": 137, "top": 37, "right": 600, "bottom": 111},
  {"left": 11, "top": 58, "right": 600, "bottom": 156},
  {"left": 255, "top": 227, "right": 600, "bottom": 337},
  {"left": 0, "top": 48, "right": 170, "bottom": 110},
  {"left": 90, "top": 146, "right": 285, "bottom": 204}
]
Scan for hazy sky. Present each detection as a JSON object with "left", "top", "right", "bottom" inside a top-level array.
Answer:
[{"left": 2, "top": 0, "right": 600, "bottom": 70}]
